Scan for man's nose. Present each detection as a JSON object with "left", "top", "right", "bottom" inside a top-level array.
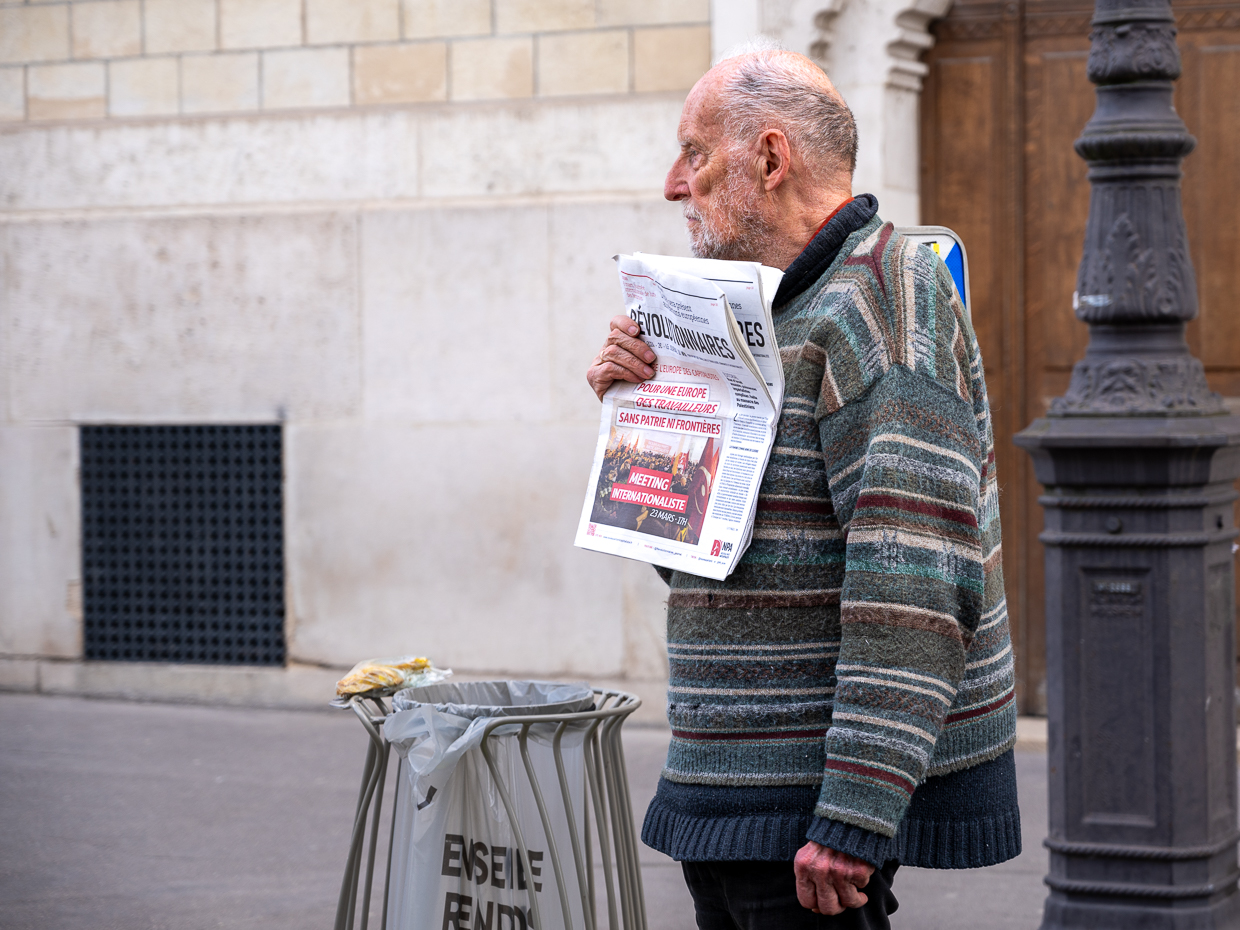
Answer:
[{"left": 664, "top": 163, "right": 689, "bottom": 202}]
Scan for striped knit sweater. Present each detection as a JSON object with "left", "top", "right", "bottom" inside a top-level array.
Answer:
[{"left": 642, "top": 198, "right": 1019, "bottom": 869}]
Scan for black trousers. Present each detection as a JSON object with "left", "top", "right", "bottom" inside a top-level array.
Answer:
[{"left": 681, "top": 860, "right": 900, "bottom": 930}]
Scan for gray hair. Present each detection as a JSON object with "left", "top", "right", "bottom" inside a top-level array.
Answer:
[{"left": 717, "top": 41, "right": 858, "bottom": 180}]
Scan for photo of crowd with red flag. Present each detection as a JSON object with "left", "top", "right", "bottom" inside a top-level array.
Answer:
[{"left": 588, "top": 420, "right": 723, "bottom": 546}]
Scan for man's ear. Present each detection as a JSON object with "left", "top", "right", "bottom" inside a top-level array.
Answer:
[{"left": 755, "top": 129, "right": 792, "bottom": 192}]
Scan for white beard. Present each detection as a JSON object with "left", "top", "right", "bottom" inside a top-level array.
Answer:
[{"left": 683, "top": 166, "right": 775, "bottom": 262}]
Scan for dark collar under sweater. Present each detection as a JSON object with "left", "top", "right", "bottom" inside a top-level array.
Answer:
[{"left": 772, "top": 193, "right": 879, "bottom": 310}]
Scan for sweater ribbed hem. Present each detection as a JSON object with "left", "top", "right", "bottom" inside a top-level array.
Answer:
[
  {"left": 642, "top": 797, "right": 813, "bottom": 862},
  {"left": 804, "top": 818, "right": 895, "bottom": 869},
  {"left": 897, "top": 747, "right": 1021, "bottom": 868},
  {"left": 896, "top": 808, "right": 1022, "bottom": 869},
  {"left": 641, "top": 750, "right": 1021, "bottom": 868},
  {"left": 642, "top": 797, "right": 1021, "bottom": 869}
]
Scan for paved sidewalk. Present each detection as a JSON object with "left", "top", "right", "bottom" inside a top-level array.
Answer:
[{"left": 0, "top": 692, "right": 1048, "bottom": 930}]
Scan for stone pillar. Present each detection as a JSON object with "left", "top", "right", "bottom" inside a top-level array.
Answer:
[{"left": 1015, "top": 2, "right": 1240, "bottom": 927}]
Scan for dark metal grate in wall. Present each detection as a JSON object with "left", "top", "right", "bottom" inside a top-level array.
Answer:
[{"left": 81, "top": 424, "right": 286, "bottom": 665}]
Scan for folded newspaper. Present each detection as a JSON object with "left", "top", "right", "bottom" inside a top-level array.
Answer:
[{"left": 574, "top": 253, "right": 784, "bottom": 580}]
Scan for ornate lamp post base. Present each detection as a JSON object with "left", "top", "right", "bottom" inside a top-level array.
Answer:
[
  {"left": 1015, "top": 0, "right": 1240, "bottom": 926},
  {"left": 1018, "top": 410, "right": 1240, "bottom": 929}
]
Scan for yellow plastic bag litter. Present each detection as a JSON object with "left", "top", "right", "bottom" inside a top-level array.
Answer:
[{"left": 333, "top": 656, "right": 451, "bottom": 705}]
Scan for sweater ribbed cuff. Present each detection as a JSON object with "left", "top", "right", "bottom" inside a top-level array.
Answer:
[{"left": 804, "top": 817, "right": 896, "bottom": 870}]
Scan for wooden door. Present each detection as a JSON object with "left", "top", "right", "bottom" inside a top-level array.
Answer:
[{"left": 921, "top": 0, "right": 1240, "bottom": 714}]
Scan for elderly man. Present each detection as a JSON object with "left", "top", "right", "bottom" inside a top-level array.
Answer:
[{"left": 586, "top": 47, "right": 1019, "bottom": 929}]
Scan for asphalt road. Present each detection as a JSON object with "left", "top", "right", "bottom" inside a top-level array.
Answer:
[{"left": 0, "top": 692, "right": 1048, "bottom": 930}]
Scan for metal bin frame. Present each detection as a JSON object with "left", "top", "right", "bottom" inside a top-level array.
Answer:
[{"left": 335, "top": 687, "right": 646, "bottom": 930}]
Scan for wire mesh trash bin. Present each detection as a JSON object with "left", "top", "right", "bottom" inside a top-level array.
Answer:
[{"left": 335, "top": 682, "right": 647, "bottom": 930}]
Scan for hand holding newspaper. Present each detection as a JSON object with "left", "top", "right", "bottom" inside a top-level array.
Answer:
[{"left": 574, "top": 253, "right": 784, "bottom": 580}]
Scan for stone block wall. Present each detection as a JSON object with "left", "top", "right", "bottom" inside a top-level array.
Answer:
[
  {"left": 0, "top": 0, "right": 942, "bottom": 709},
  {"left": 0, "top": 0, "right": 721, "bottom": 709},
  {"left": 0, "top": 0, "right": 710, "bottom": 121}
]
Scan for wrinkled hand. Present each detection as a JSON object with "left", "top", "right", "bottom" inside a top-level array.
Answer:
[
  {"left": 793, "top": 841, "right": 874, "bottom": 916},
  {"left": 586, "top": 315, "right": 657, "bottom": 401}
]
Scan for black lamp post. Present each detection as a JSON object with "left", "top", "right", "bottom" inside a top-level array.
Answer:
[{"left": 1014, "top": 1, "right": 1240, "bottom": 927}]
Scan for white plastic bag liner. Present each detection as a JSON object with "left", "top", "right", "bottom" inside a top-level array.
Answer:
[{"left": 383, "top": 681, "right": 596, "bottom": 930}]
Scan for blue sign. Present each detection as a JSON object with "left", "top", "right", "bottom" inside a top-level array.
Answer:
[{"left": 896, "top": 226, "right": 972, "bottom": 319}]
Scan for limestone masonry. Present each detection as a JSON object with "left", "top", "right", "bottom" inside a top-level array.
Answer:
[{"left": 0, "top": 0, "right": 952, "bottom": 706}]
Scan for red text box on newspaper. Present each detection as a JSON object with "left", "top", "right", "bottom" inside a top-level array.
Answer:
[
  {"left": 610, "top": 467, "right": 689, "bottom": 513},
  {"left": 616, "top": 409, "right": 723, "bottom": 437},
  {"left": 626, "top": 467, "right": 674, "bottom": 491},
  {"left": 632, "top": 396, "right": 722, "bottom": 415},
  {"left": 634, "top": 381, "right": 711, "bottom": 400}
]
